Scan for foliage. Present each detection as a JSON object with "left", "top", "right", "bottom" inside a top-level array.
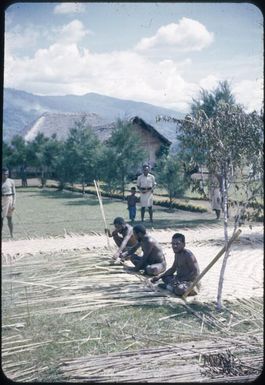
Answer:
[
  {"left": 28, "top": 133, "right": 67, "bottom": 187},
  {"left": 157, "top": 80, "right": 263, "bottom": 309},
  {"left": 155, "top": 143, "right": 169, "bottom": 159},
  {"left": 63, "top": 118, "right": 102, "bottom": 192},
  {"left": 155, "top": 154, "right": 189, "bottom": 206},
  {"left": 190, "top": 80, "right": 236, "bottom": 118},
  {"left": 99, "top": 119, "right": 147, "bottom": 197},
  {"left": 179, "top": 85, "right": 263, "bottom": 309},
  {"left": 2, "top": 141, "right": 14, "bottom": 171}
]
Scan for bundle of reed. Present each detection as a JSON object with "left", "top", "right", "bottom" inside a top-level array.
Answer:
[
  {"left": 59, "top": 336, "right": 262, "bottom": 383},
  {"left": 2, "top": 248, "right": 178, "bottom": 322},
  {"left": 2, "top": 243, "right": 262, "bottom": 383}
]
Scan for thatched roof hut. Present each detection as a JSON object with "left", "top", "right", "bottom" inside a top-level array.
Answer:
[{"left": 24, "top": 112, "right": 172, "bottom": 166}]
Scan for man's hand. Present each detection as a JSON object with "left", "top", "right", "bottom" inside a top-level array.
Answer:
[
  {"left": 151, "top": 276, "right": 160, "bottom": 283},
  {"left": 120, "top": 251, "right": 129, "bottom": 260},
  {"left": 105, "top": 228, "right": 111, "bottom": 237}
]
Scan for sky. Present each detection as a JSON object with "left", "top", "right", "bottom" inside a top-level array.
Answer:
[{"left": 4, "top": 1, "right": 264, "bottom": 114}]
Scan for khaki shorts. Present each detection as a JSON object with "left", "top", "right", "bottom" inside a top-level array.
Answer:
[{"left": 2, "top": 196, "right": 14, "bottom": 218}]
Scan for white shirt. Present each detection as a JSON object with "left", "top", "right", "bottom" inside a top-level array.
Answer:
[
  {"left": 2, "top": 178, "right": 16, "bottom": 196},
  {"left": 137, "top": 173, "right": 156, "bottom": 190}
]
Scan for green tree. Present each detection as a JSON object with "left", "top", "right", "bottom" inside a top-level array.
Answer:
[
  {"left": 155, "top": 154, "right": 188, "bottom": 207},
  {"left": 158, "top": 81, "right": 263, "bottom": 309},
  {"left": 100, "top": 120, "right": 147, "bottom": 197},
  {"left": 9, "top": 135, "right": 31, "bottom": 186},
  {"left": 63, "top": 119, "right": 102, "bottom": 193},
  {"left": 52, "top": 141, "right": 71, "bottom": 191},
  {"left": 2, "top": 141, "right": 14, "bottom": 174},
  {"left": 190, "top": 80, "right": 235, "bottom": 118},
  {"left": 179, "top": 101, "right": 263, "bottom": 309},
  {"left": 27, "top": 133, "right": 51, "bottom": 187}
]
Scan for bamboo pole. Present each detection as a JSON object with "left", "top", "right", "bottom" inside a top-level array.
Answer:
[
  {"left": 182, "top": 229, "right": 242, "bottom": 299},
  {"left": 93, "top": 180, "right": 110, "bottom": 249}
]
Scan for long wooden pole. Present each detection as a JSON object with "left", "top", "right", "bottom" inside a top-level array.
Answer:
[
  {"left": 182, "top": 228, "right": 242, "bottom": 299},
  {"left": 93, "top": 180, "right": 110, "bottom": 249}
]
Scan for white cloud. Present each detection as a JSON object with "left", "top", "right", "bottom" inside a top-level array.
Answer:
[
  {"left": 4, "top": 39, "right": 197, "bottom": 112},
  {"left": 56, "top": 19, "right": 91, "bottom": 43},
  {"left": 199, "top": 75, "right": 219, "bottom": 91},
  {"left": 54, "top": 3, "right": 86, "bottom": 14},
  {"left": 135, "top": 18, "right": 214, "bottom": 52},
  {"left": 233, "top": 78, "right": 263, "bottom": 112},
  {"left": 5, "top": 25, "right": 40, "bottom": 55},
  {"left": 4, "top": 19, "right": 262, "bottom": 114}
]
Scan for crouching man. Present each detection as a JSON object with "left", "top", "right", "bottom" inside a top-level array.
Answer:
[
  {"left": 105, "top": 217, "right": 138, "bottom": 262},
  {"left": 121, "top": 224, "right": 166, "bottom": 276},
  {"left": 151, "top": 233, "right": 200, "bottom": 296}
]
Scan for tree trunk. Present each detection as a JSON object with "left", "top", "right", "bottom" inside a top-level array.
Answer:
[
  {"left": 40, "top": 168, "right": 46, "bottom": 188},
  {"left": 21, "top": 165, "right": 28, "bottom": 187},
  {"left": 216, "top": 170, "right": 229, "bottom": 310},
  {"left": 169, "top": 191, "right": 173, "bottom": 208},
  {"left": 58, "top": 180, "right": 65, "bottom": 191},
  {"left": 121, "top": 172, "right": 125, "bottom": 199}
]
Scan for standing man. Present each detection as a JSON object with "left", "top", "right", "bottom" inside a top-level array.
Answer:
[
  {"left": 2, "top": 167, "right": 16, "bottom": 238},
  {"left": 151, "top": 233, "right": 200, "bottom": 296},
  {"left": 209, "top": 174, "right": 222, "bottom": 219},
  {"left": 137, "top": 164, "right": 156, "bottom": 223}
]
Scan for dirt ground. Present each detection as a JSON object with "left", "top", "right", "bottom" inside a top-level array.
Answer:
[{"left": 2, "top": 223, "right": 263, "bottom": 303}]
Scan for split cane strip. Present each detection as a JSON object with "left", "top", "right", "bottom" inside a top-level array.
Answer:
[
  {"left": 93, "top": 180, "right": 110, "bottom": 249},
  {"left": 182, "top": 228, "right": 242, "bottom": 300}
]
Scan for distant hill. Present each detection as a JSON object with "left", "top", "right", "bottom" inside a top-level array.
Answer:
[{"left": 3, "top": 88, "right": 184, "bottom": 147}]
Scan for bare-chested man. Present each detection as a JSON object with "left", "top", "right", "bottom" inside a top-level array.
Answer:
[
  {"left": 105, "top": 217, "right": 138, "bottom": 261},
  {"left": 151, "top": 233, "right": 200, "bottom": 296},
  {"left": 120, "top": 224, "right": 166, "bottom": 276}
]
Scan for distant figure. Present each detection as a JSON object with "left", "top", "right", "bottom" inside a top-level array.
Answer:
[
  {"left": 137, "top": 164, "right": 156, "bottom": 223},
  {"left": 209, "top": 174, "right": 222, "bottom": 219},
  {"left": 20, "top": 165, "right": 28, "bottom": 187},
  {"left": 2, "top": 167, "right": 16, "bottom": 238},
  {"left": 127, "top": 187, "right": 137, "bottom": 223},
  {"left": 121, "top": 224, "right": 166, "bottom": 276},
  {"left": 105, "top": 217, "right": 138, "bottom": 261},
  {"left": 151, "top": 233, "right": 200, "bottom": 296}
]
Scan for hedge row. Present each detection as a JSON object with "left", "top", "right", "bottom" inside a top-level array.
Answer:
[{"left": 65, "top": 186, "right": 208, "bottom": 213}]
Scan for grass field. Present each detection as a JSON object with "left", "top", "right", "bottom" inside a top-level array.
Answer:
[
  {"left": 2, "top": 186, "right": 217, "bottom": 241},
  {"left": 1, "top": 184, "right": 263, "bottom": 382}
]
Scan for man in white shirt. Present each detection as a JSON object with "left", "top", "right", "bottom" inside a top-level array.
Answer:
[
  {"left": 2, "top": 167, "right": 16, "bottom": 238},
  {"left": 137, "top": 164, "right": 156, "bottom": 223}
]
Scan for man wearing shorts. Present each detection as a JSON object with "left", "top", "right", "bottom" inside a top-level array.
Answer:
[
  {"left": 151, "top": 233, "right": 200, "bottom": 296},
  {"left": 2, "top": 167, "right": 16, "bottom": 238}
]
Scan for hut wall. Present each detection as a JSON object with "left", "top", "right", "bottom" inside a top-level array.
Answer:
[{"left": 132, "top": 123, "right": 163, "bottom": 167}]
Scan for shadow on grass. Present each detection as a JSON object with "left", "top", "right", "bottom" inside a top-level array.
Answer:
[
  {"left": 38, "top": 189, "right": 119, "bottom": 206},
  {"left": 65, "top": 199, "right": 115, "bottom": 206},
  {"left": 140, "top": 218, "right": 219, "bottom": 230},
  {"left": 39, "top": 190, "right": 87, "bottom": 200}
]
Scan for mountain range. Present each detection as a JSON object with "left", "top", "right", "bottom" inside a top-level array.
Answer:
[{"left": 3, "top": 88, "right": 184, "bottom": 147}]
